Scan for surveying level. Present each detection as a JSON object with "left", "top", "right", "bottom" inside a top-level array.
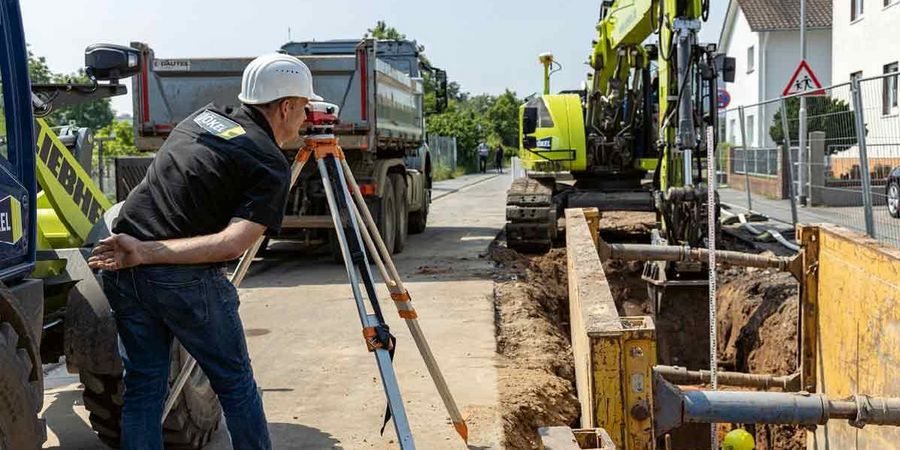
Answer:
[{"left": 162, "top": 102, "right": 468, "bottom": 449}]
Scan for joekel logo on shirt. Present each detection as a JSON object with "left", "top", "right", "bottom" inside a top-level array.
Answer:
[{"left": 194, "top": 110, "right": 246, "bottom": 140}]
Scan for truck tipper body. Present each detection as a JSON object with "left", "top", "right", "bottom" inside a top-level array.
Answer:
[{"left": 130, "top": 39, "right": 446, "bottom": 253}]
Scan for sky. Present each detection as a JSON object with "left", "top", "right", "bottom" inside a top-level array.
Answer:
[{"left": 21, "top": 0, "right": 727, "bottom": 115}]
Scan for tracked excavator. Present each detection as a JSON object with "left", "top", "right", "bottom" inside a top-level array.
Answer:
[{"left": 506, "top": 0, "right": 735, "bottom": 256}]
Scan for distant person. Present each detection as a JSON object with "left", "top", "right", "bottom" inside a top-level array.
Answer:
[
  {"left": 494, "top": 146, "right": 504, "bottom": 174},
  {"left": 477, "top": 142, "right": 489, "bottom": 173}
]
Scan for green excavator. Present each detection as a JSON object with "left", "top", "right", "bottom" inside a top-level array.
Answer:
[{"left": 506, "top": 0, "right": 735, "bottom": 256}]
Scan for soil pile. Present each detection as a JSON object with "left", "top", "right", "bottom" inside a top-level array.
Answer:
[{"left": 489, "top": 244, "right": 579, "bottom": 450}]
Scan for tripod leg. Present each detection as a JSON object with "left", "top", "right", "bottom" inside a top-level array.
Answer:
[
  {"left": 339, "top": 159, "right": 469, "bottom": 442},
  {"left": 318, "top": 154, "right": 416, "bottom": 449}
]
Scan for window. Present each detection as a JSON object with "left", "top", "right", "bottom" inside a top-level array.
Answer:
[
  {"left": 851, "top": 71, "right": 863, "bottom": 84},
  {"left": 852, "top": 0, "right": 865, "bottom": 20},
  {"left": 747, "top": 46, "right": 755, "bottom": 73},
  {"left": 884, "top": 62, "right": 899, "bottom": 115},
  {"left": 746, "top": 115, "right": 755, "bottom": 146},
  {"left": 729, "top": 119, "right": 736, "bottom": 144},
  {"left": 526, "top": 97, "right": 554, "bottom": 128}
]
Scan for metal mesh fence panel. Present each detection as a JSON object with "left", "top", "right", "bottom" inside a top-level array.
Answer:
[
  {"left": 853, "top": 74, "right": 900, "bottom": 247},
  {"left": 719, "top": 99, "right": 799, "bottom": 226},
  {"left": 781, "top": 81, "right": 878, "bottom": 237},
  {"left": 719, "top": 72, "right": 900, "bottom": 248},
  {"left": 428, "top": 135, "right": 457, "bottom": 171}
]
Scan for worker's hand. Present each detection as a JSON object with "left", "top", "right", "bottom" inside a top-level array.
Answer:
[{"left": 88, "top": 234, "right": 144, "bottom": 271}]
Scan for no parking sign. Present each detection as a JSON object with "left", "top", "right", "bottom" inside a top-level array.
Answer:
[{"left": 717, "top": 88, "right": 731, "bottom": 109}]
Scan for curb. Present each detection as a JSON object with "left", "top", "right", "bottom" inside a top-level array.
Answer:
[{"left": 433, "top": 174, "right": 503, "bottom": 201}]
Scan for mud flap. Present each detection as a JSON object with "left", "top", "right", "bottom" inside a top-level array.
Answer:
[
  {"left": 44, "top": 248, "right": 121, "bottom": 376},
  {"left": 59, "top": 203, "right": 124, "bottom": 375}
]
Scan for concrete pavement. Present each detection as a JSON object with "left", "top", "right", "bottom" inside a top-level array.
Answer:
[{"left": 41, "top": 174, "right": 511, "bottom": 449}]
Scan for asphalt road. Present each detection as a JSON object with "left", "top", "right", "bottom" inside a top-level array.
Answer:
[{"left": 41, "top": 172, "right": 511, "bottom": 450}]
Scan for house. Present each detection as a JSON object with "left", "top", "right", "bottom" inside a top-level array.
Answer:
[
  {"left": 831, "top": 0, "right": 900, "bottom": 183},
  {"left": 719, "top": 0, "right": 833, "bottom": 149},
  {"left": 833, "top": 0, "right": 900, "bottom": 88}
]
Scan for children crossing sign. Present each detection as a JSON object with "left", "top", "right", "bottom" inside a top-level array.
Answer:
[{"left": 783, "top": 60, "right": 825, "bottom": 96}]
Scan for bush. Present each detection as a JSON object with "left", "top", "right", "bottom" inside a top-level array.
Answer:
[{"left": 432, "top": 165, "right": 466, "bottom": 181}]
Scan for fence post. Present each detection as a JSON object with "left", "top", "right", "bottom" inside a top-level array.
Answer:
[
  {"left": 850, "top": 77, "right": 877, "bottom": 238},
  {"left": 737, "top": 106, "right": 752, "bottom": 211},
  {"left": 780, "top": 98, "right": 799, "bottom": 227}
]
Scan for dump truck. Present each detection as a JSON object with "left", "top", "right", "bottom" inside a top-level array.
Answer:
[{"left": 130, "top": 39, "right": 448, "bottom": 256}]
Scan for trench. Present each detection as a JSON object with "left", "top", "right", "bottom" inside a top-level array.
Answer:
[{"left": 488, "top": 211, "right": 802, "bottom": 450}]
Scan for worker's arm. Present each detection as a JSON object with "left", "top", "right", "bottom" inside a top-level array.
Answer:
[{"left": 87, "top": 218, "right": 265, "bottom": 271}]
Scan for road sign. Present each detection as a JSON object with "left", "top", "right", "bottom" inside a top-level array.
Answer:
[
  {"left": 783, "top": 59, "right": 825, "bottom": 96},
  {"left": 717, "top": 88, "right": 731, "bottom": 109}
]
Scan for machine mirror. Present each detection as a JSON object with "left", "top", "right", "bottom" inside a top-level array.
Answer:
[
  {"left": 717, "top": 55, "right": 736, "bottom": 83},
  {"left": 522, "top": 106, "right": 538, "bottom": 135},
  {"left": 85, "top": 44, "right": 141, "bottom": 82}
]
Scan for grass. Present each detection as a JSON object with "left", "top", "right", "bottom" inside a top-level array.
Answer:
[{"left": 433, "top": 165, "right": 466, "bottom": 181}]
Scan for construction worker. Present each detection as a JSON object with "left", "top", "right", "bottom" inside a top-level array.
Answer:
[
  {"left": 722, "top": 428, "right": 756, "bottom": 450},
  {"left": 87, "top": 54, "right": 321, "bottom": 450}
]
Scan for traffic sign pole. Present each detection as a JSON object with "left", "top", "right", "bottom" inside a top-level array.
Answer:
[{"left": 799, "top": 0, "right": 807, "bottom": 205}]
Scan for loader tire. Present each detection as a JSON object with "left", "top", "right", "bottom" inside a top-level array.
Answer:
[
  {"left": 81, "top": 346, "right": 221, "bottom": 449},
  {"left": 0, "top": 317, "right": 43, "bottom": 450}
]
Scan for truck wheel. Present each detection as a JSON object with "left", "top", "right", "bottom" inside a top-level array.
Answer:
[
  {"left": 379, "top": 176, "right": 397, "bottom": 255},
  {"left": 81, "top": 346, "right": 221, "bottom": 449},
  {"left": 0, "top": 318, "right": 43, "bottom": 450},
  {"left": 390, "top": 173, "right": 408, "bottom": 254},
  {"left": 408, "top": 190, "right": 429, "bottom": 235}
]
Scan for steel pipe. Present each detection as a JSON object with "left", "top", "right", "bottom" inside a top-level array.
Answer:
[
  {"left": 655, "top": 366, "right": 800, "bottom": 391},
  {"left": 597, "top": 240, "right": 798, "bottom": 274},
  {"left": 654, "top": 376, "right": 900, "bottom": 436}
]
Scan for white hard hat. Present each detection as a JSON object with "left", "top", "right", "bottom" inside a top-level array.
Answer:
[{"left": 238, "top": 53, "right": 323, "bottom": 104}]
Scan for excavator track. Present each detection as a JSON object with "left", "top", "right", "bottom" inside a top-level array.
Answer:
[{"left": 506, "top": 177, "right": 557, "bottom": 253}]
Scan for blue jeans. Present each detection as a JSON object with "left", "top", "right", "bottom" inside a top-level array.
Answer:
[{"left": 101, "top": 265, "right": 271, "bottom": 450}]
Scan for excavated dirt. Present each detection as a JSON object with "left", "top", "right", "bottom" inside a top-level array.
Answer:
[
  {"left": 488, "top": 245, "right": 579, "bottom": 450},
  {"left": 487, "top": 211, "right": 804, "bottom": 449}
]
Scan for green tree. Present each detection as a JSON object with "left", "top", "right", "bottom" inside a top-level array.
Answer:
[
  {"left": 95, "top": 119, "right": 142, "bottom": 157},
  {"left": 486, "top": 90, "right": 520, "bottom": 149},
  {"left": 27, "top": 48, "right": 53, "bottom": 84},
  {"left": 366, "top": 21, "right": 406, "bottom": 40},
  {"left": 769, "top": 96, "right": 857, "bottom": 154}
]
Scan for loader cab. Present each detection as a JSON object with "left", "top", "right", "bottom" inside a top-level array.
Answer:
[{"left": 0, "top": 0, "right": 39, "bottom": 282}]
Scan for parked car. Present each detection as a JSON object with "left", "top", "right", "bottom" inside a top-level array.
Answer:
[{"left": 887, "top": 167, "right": 900, "bottom": 218}]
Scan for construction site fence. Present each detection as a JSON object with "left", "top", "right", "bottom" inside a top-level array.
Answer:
[
  {"left": 719, "top": 71, "right": 900, "bottom": 248},
  {"left": 428, "top": 135, "right": 458, "bottom": 172}
]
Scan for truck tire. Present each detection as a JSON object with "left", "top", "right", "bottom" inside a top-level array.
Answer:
[
  {"left": 390, "top": 173, "right": 408, "bottom": 254},
  {"left": 408, "top": 190, "right": 429, "bottom": 235},
  {"left": 379, "top": 176, "right": 397, "bottom": 255},
  {"left": 81, "top": 346, "right": 221, "bottom": 449},
  {"left": 0, "top": 318, "right": 43, "bottom": 450}
]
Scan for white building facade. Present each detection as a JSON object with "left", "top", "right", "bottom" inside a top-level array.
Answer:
[{"left": 719, "top": 0, "right": 833, "bottom": 148}]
